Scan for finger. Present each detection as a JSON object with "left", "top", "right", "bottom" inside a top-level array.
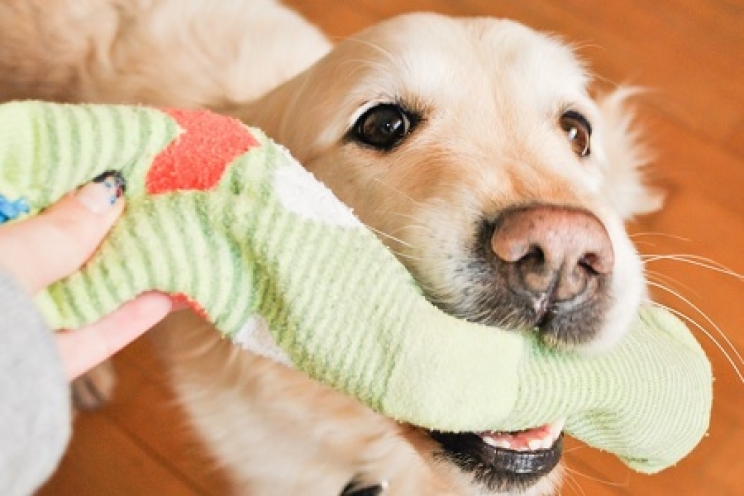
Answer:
[
  {"left": 55, "top": 292, "right": 172, "bottom": 380},
  {"left": 0, "top": 171, "right": 126, "bottom": 293}
]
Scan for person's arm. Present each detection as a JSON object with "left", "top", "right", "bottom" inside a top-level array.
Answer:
[
  {"left": 0, "top": 176, "right": 172, "bottom": 495},
  {"left": 0, "top": 269, "right": 71, "bottom": 496}
]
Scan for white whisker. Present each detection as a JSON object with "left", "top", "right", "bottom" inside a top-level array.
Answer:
[
  {"left": 631, "top": 232, "right": 692, "bottom": 249},
  {"left": 642, "top": 253, "right": 744, "bottom": 280},
  {"left": 385, "top": 249, "right": 429, "bottom": 263},
  {"left": 646, "top": 288, "right": 744, "bottom": 383},
  {"left": 563, "top": 461, "right": 630, "bottom": 488},
  {"left": 645, "top": 270, "right": 698, "bottom": 299},
  {"left": 362, "top": 224, "right": 416, "bottom": 250},
  {"left": 372, "top": 177, "right": 424, "bottom": 207},
  {"left": 647, "top": 280, "right": 744, "bottom": 366},
  {"left": 630, "top": 231, "right": 691, "bottom": 242},
  {"left": 562, "top": 445, "right": 587, "bottom": 454},
  {"left": 560, "top": 468, "right": 586, "bottom": 496},
  {"left": 387, "top": 222, "right": 438, "bottom": 243}
]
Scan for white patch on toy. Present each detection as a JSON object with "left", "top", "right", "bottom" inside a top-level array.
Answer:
[
  {"left": 273, "top": 156, "right": 361, "bottom": 228},
  {"left": 233, "top": 315, "right": 293, "bottom": 367}
]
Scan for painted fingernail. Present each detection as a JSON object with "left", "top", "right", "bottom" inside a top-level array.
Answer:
[{"left": 75, "top": 171, "right": 127, "bottom": 214}]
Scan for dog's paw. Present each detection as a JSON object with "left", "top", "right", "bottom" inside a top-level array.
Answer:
[{"left": 71, "top": 359, "right": 117, "bottom": 411}]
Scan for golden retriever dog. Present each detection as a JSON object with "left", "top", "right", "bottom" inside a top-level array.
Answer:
[{"left": 0, "top": 1, "right": 662, "bottom": 494}]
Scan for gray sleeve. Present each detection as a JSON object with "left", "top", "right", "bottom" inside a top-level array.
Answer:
[{"left": 0, "top": 270, "right": 71, "bottom": 496}]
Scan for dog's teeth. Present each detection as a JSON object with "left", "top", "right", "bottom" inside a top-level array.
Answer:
[
  {"left": 480, "top": 420, "right": 565, "bottom": 453},
  {"left": 483, "top": 435, "right": 512, "bottom": 450},
  {"left": 548, "top": 419, "right": 566, "bottom": 441},
  {"left": 528, "top": 439, "right": 543, "bottom": 451}
]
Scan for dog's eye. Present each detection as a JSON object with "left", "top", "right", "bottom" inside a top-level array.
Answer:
[
  {"left": 352, "top": 104, "right": 415, "bottom": 151},
  {"left": 560, "top": 111, "right": 592, "bottom": 157}
]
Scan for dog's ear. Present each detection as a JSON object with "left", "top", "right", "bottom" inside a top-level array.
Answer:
[
  {"left": 594, "top": 87, "right": 664, "bottom": 220},
  {"left": 227, "top": 67, "right": 337, "bottom": 164}
]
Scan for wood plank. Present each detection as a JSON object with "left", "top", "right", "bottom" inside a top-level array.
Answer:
[
  {"left": 38, "top": 335, "right": 233, "bottom": 496},
  {"left": 287, "top": 0, "right": 377, "bottom": 38},
  {"left": 36, "top": 412, "right": 202, "bottom": 496},
  {"left": 106, "top": 339, "right": 235, "bottom": 496}
]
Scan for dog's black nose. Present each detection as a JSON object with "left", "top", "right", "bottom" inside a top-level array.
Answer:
[{"left": 491, "top": 204, "right": 614, "bottom": 315}]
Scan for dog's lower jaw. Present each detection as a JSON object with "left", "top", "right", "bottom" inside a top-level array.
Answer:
[
  {"left": 426, "top": 454, "right": 563, "bottom": 496},
  {"left": 398, "top": 425, "right": 563, "bottom": 496},
  {"left": 447, "top": 466, "right": 563, "bottom": 496}
]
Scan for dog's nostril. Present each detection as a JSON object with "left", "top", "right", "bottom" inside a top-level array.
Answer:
[
  {"left": 579, "top": 252, "right": 607, "bottom": 275},
  {"left": 518, "top": 245, "right": 545, "bottom": 265}
]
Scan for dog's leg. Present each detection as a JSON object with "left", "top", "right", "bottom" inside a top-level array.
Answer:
[{"left": 70, "top": 360, "right": 117, "bottom": 410}]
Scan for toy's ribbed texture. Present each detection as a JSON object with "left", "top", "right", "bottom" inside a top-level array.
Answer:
[
  {"left": 510, "top": 308, "right": 711, "bottom": 473},
  {"left": 0, "top": 101, "right": 712, "bottom": 474}
]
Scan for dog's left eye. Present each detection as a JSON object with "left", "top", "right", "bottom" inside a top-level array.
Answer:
[
  {"left": 351, "top": 104, "right": 417, "bottom": 151},
  {"left": 560, "top": 110, "right": 592, "bottom": 157}
]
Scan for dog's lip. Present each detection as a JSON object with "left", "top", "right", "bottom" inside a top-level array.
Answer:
[
  {"left": 476, "top": 431, "right": 564, "bottom": 476},
  {"left": 428, "top": 419, "right": 565, "bottom": 480}
]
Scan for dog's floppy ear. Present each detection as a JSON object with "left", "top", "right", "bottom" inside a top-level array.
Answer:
[{"left": 594, "top": 87, "right": 664, "bottom": 220}]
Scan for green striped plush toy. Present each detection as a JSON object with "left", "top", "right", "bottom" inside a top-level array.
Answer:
[{"left": 0, "top": 101, "right": 711, "bottom": 474}]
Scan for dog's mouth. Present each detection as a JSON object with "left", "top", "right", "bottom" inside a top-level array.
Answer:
[{"left": 429, "top": 419, "right": 565, "bottom": 492}]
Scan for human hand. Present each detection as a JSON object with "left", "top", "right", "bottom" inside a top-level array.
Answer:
[{"left": 0, "top": 172, "right": 173, "bottom": 379}]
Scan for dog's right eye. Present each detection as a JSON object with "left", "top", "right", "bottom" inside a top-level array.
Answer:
[{"left": 351, "top": 104, "right": 417, "bottom": 151}]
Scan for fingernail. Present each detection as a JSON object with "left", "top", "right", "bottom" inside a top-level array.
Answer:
[{"left": 75, "top": 171, "right": 127, "bottom": 214}]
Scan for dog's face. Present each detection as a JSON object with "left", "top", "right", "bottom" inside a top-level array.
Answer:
[{"left": 241, "top": 13, "right": 660, "bottom": 495}]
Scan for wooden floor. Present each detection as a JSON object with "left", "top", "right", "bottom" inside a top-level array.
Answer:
[{"left": 37, "top": 1, "right": 744, "bottom": 495}]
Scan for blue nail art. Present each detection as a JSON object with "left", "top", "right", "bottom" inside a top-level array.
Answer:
[
  {"left": 91, "top": 171, "right": 127, "bottom": 208},
  {"left": 92, "top": 170, "right": 127, "bottom": 197},
  {"left": 0, "top": 194, "right": 30, "bottom": 224}
]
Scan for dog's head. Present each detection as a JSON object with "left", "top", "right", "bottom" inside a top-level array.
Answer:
[{"left": 239, "top": 13, "right": 661, "bottom": 495}]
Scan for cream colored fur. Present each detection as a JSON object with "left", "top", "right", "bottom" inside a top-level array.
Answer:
[{"left": 0, "top": 2, "right": 660, "bottom": 494}]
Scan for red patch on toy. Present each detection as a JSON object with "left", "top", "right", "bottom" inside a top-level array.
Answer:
[
  {"left": 171, "top": 292, "right": 209, "bottom": 320},
  {"left": 146, "top": 109, "right": 258, "bottom": 194}
]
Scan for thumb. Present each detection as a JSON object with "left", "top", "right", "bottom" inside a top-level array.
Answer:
[{"left": 0, "top": 171, "right": 126, "bottom": 294}]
